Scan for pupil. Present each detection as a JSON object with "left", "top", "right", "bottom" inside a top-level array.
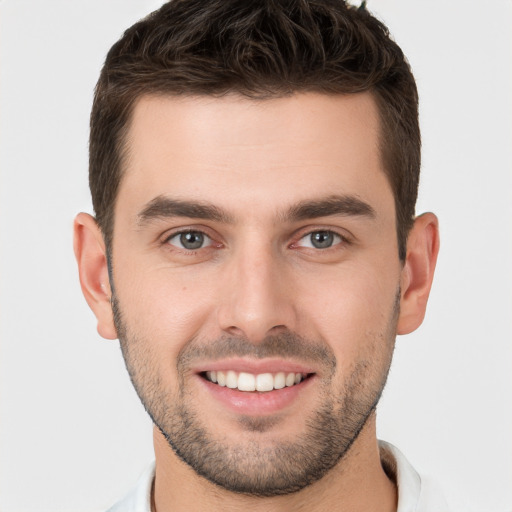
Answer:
[
  {"left": 311, "top": 231, "right": 333, "bottom": 249},
  {"left": 180, "top": 232, "right": 204, "bottom": 249}
]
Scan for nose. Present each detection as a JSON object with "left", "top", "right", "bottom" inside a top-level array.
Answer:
[{"left": 217, "top": 242, "right": 296, "bottom": 343}]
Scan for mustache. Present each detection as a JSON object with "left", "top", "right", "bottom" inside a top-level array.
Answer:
[{"left": 177, "top": 330, "right": 337, "bottom": 374}]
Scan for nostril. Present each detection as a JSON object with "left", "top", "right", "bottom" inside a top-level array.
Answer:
[
  {"left": 268, "top": 324, "right": 287, "bottom": 334},
  {"left": 223, "top": 325, "right": 245, "bottom": 338},
  {"left": 221, "top": 324, "right": 288, "bottom": 343}
]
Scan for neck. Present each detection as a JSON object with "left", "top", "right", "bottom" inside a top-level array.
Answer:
[{"left": 151, "top": 416, "right": 397, "bottom": 512}]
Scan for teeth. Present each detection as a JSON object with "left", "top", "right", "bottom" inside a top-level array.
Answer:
[
  {"left": 226, "top": 370, "right": 238, "bottom": 389},
  {"left": 238, "top": 372, "right": 256, "bottom": 391},
  {"left": 274, "top": 372, "right": 285, "bottom": 390},
  {"left": 206, "top": 371, "right": 217, "bottom": 383},
  {"left": 205, "top": 371, "right": 308, "bottom": 392},
  {"left": 256, "top": 373, "right": 274, "bottom": 392},
  {"left": 217, "top": 371, "right": 226, "bottom": 387}
]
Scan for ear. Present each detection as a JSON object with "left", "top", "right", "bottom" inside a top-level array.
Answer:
[
  {"left": 397, "top": 212, "right": 440, "bottom": 335},
  {"left": 73, "top": 213, "right": 117, "bottom": 340}
]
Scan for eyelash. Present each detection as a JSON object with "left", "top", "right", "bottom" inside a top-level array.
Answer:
[
  {"left": 163, "top": 229, "right": 218, "bottom": 252},
  {"left": 161, "top": 227, "right": 350, "bottom": 254},
  {"left": 291, "top": 229, "right": 350, "bottom": 251}
]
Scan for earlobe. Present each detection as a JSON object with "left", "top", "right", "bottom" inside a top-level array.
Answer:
[
  {"left": 73, "top": 213, "right": 118, "bottom": 340},
  {"left": 397, "top": 212, "right": 440, "bottom": 335}
]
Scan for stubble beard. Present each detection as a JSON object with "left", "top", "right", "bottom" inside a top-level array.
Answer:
[{"left": 112, "top": 294, "right": 398, "bottom": 497}]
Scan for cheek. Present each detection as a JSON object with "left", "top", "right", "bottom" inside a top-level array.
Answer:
[
  {"left": 294, "top": 260, "right": 399, "bottom": 357},
  {"left": 113, "top": 261, "right": 218, "bottom": 355}
]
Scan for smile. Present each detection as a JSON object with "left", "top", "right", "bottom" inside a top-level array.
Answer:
[{"left": 204, "top": 371, "right": 310, "bottom": 392}]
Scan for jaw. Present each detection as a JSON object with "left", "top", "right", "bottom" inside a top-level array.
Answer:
[{"left": 151, "top": 412, "right": 395, "bottom": 512}]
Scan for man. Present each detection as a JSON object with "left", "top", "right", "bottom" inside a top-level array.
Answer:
[{"left": 74, "top": 0, "right": 441, "bottom": 510}]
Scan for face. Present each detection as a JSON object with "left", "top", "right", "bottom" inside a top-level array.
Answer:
[{"left": 110, "top": 93, "right": 402, "bottom": 495}]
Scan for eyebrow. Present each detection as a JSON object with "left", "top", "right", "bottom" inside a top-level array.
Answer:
[
  {"left": 137, "top": 196, "right": 234, "bottom": 225},
  {"left": 283, "top": 195, "right": 376, "bottom": 222},
  {"left": 137, "top": 194, "right": 376, "bottom": 226}
]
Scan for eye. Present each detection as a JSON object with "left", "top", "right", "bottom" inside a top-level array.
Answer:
[
  {"left": 297, "top": 230, "right": 343, "bottom": 249},
  {"left": 167, "top": 230, "right": 212, "bottom": 250}
]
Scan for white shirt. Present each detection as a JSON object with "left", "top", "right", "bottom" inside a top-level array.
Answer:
[{"left": 106, "top": 441, "right": 449, "bottom": 512}]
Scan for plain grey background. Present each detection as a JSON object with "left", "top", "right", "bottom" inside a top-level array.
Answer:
[{"left": 1, "top": 1, "right": 511, "bottom": 511}]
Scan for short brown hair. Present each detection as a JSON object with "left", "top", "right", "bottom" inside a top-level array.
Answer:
[{"left": 90, "top": 0, "right": 420, "bottom": 259}]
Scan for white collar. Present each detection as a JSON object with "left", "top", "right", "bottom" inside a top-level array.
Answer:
[{"left": 379, "top": 441, "right": 449, "bottom": 512}]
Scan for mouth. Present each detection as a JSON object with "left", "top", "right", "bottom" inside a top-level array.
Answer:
[
  {"left": 194, "top": 360, "right": 317, "bottom": 416},
  {"left": 202, "top": 370, "right": 311, "bottom": 392}
]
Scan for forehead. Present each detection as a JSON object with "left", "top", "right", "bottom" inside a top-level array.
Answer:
[{"left": 119, "top": 92, "right": 393, "bottom": 220}]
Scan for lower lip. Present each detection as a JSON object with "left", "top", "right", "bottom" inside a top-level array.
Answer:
[{"left": 198, "top": 375, "right": 315, "bottom": 415}]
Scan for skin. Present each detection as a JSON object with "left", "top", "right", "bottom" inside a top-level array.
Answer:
[{"left": 74, "top": 92, "right": 439, "bottom": 512}]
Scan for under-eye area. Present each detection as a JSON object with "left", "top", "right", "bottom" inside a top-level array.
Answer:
[{"left": 202, "top": 371, "right": 313, "bottom": 392}]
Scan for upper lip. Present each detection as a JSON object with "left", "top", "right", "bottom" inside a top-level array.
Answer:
[{"left": 192, "top": 358, "right": 317, "bottom": 376}]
